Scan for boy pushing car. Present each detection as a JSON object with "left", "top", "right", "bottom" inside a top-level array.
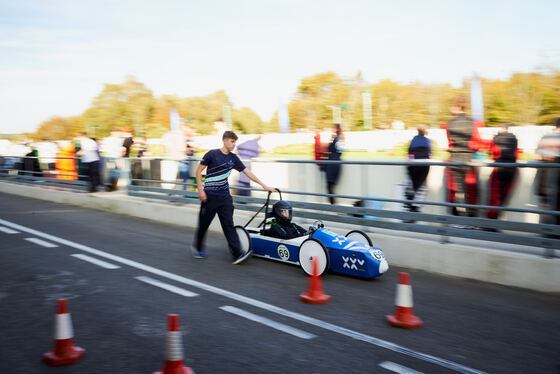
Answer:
[{"left": 192, "top": 130, "right": 275, "bottom": 263}]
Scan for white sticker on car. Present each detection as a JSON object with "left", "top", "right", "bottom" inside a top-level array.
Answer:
[
  {"left": 368, "top": 249, "right": 385, "bottom": 260},
  {"left": 277, "top": 244, "right": 290, "bottom": 261}
]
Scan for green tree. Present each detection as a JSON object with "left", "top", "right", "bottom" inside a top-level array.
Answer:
[
  {"left": 232, "top": 107, "right": 263, "bottom": 134},
  {"left": 34, "top": 115, "right": 83, "bottom": 140},
  {"left": 182, "top": 90, "right": 230, "bottom": 135},
  {"left": 82, "top": 76, "right": 154, "bottom": 137}
]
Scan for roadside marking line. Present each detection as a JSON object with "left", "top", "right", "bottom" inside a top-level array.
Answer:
[
  {"left": 379, "top": 361, "right": 424, "bottom": 374},
  {"left": 0, "top": 226, "right": 19, "bottom": 234},
  {"left": 220, "top": 305, "right": 316, "bottom": 340},
  {"left": 0, "top": 218, "right": 486, "bottom": 374},
  {"left": 24, "top": 237, "right": 58, "bottom": 248},
  {"left": 71, "top": 254, "right": 120, "bottom": 269},
  {"left": 135, "top": 276, "right": 198, "bottom": 297}
]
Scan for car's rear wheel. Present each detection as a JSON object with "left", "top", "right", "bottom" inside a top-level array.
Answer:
[
  {"left": 298, "top": 238, "right": 329, "bottom": 276},
  {"left": 235, "top": 226, "right": 252, "bottom": 254},
  {"left": 345, "top": 230, "right": 372, "bottom": 246}
]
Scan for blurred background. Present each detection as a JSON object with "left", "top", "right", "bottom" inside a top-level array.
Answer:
[{"left": 0, "top": 0, "right": 559, "bottom": 154}]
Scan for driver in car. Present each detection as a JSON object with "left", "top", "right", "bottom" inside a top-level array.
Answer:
[{"left": 262, "top": 200, "right": 307, "bottom": 239}]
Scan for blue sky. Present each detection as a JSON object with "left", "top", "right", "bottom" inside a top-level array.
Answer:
[{"left": 1, "top": 0, "right": 559, "bottom": 134}]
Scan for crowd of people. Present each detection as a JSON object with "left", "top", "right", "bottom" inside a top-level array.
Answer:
[
  {"left": 310, "top": 96, "right": 559, "bottom": 233},
  {"left": 0, "top": 127, "right": 144, "bottom": 192},
  {"left": 1, "top": 106, "right": 559, "bottom": 234}
]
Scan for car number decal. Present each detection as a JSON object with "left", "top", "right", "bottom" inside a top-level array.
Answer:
[
  {"left": 369, "top": 249, "right": 385, "bottom": 260},
  {"left": 277, "top": 244, "right": 290, "bottom": 261}
]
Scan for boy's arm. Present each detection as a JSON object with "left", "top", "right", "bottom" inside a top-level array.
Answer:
[
  {"left": 196, "top": 163, "right": 208, "bottom": 202},
  {"left": 242, "top": 168, "right": 275, "bottom": 193}
]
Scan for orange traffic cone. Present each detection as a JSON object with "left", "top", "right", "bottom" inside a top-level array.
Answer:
[
  {"left": 154, "top": 314, "right": 195, "bottom": 374},
  {"left": 385, "top": 272, "right": 423, "bottom": 329},
  {"left": 43, "top": 299, "right": 86, "bottom": 366},
  {"left": 300, "top": 256, "right": 331, "bottom": 304}
]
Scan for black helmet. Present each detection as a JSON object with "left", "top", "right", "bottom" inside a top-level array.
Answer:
[{"left": 272, "top": 200, "right": 292, "bottom": 225}]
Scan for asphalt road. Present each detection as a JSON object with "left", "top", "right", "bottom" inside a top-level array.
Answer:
[{"left": 1, "top": 192, "right": 559, "bottom": 374}]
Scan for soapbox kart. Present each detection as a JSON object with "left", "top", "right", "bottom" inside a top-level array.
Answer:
[{"left": 235, "top": 190, "right": 388, "bottom": 279}]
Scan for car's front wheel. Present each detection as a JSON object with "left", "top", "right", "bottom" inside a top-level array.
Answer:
[{"left": 345, "top": 230, "right": 373, "bottom": 246}]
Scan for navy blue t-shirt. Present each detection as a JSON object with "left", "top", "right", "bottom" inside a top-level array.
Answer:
[{"left": 201, "top": 149, "right": 246, "bottom": 196}]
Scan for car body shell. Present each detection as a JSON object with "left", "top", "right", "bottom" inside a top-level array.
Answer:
[{"left": 244, "top": 226, "right": 388, "bottom": 279}]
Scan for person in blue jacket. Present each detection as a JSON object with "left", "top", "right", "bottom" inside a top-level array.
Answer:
[{"left": 404, "top": 125, "right": 431, "bottom": 216}]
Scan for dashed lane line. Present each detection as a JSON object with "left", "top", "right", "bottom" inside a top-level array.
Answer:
[
  {"left": 0, "top": 218, "right": 487, "bottom": 374},
  {"left": 71, "top": 254, "right": 121, "bottom": 269},
  {"left": 24, "top": 237, "right": 58, "bottom": 248},
  {"left": 220, "top": 305, "right": 316, "bottom": 340},
  {"left": 0, "top": 226, "right": 19, "bottom": 234},
  {"left": 135, "top": 276, "right": 198, "bottom": 297},
  {"left": 379, "top": 361, "right": 424, "bottom": 374}
]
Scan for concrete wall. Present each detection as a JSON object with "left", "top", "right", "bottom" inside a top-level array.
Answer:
[{"left": 1, "top": 181, "right": 558, "bottom": 293}]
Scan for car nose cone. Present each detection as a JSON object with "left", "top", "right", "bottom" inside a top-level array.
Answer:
[{"left": 379, "top": 259, "right": 389, "bottom": 274}]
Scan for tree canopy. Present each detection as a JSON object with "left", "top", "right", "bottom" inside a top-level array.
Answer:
[{"left": 29, "top": 70, "right": 560, "bottom": 140}]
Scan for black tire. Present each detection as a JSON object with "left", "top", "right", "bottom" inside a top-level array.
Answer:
[
  {"left": 235, "top": 225, "right": 252, "bottom": 254},
  {"left": 298, "top": 238, "right": 329, "bottom": 276},
  {"left": 345, "top": 230, "right": 373, "bottom": 246}
]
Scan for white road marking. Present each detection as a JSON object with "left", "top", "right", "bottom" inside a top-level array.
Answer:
[
  {"left": 71, "top": 254, "right": 120, "bottom": 269},
  {"left": 0, "top": 226, "right": 19, "bottom": 234},
  {"left": 220, "top": 305, "right": 316, "bottom": 340},
  {"left": 0, "top": 218, "right": 486, "bottom": 374},
  {"left": 24, "top": 237, "right": 58, "bottom": 248},
  {"left": 135, "top": 276, "right": 198, "bottom": 297},
  {"left": 379, "top": 361, "right": 424, "bottom": 374}
]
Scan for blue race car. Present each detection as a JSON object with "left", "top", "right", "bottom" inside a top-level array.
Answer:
[{"left": 235, "top": 190, "right": 388, "bottom": 279}]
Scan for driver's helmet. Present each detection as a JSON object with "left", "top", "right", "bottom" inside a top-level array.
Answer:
[{"left": 272, "top": 200, "right": 292, "bottom": 225}]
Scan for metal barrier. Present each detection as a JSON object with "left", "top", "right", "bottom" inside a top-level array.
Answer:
[
  {"left": 2, "top": 154, "right": 559, "bottom": 256},
  {"left": 0, "top": 154, "right": 88, "bottom": 191},
  {"left": 125, "top": 157, "right": 560, "bottom": 256}
]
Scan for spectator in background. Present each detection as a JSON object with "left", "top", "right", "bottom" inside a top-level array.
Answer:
[
  {"left": 136, "top": 136, "right": 151, "bottom": 158},
  {"left": 314, "top": 129, "right": 327, "bottom": 171},
  {"left": 162, "top": 122, "right": 192, "bottom": 190},
  {"left": 535, "top": 117, "right": 560, "bottom": 229},
  {"left": 55, "top": 140, "right": 78, "bottom": 180},
  {"left": 76, "top": 133, "right": 101, "bottom": 192},
  {"left": 22, "top": 144, "right": 41, "bottom": 177},
  {"left": 73, "top": 136, "right": 86, "bottom": 181},
  {"left": 440, "top": 96, "right": 486, "bottom": 217},
  {"left": 102, "top": 128, "right": 125, "bottom": 158},
  {"left": 236, "top": 135, "right": 261, "bottom": 196},
  {"left": 404, "top": 125, "right": 431, "bottom": 219},
  {"left": 101, "top": 128, "right": 125, "bottom": 191},
  {"left": 184, "top": 124, "right": 200, "bottom": 190},
  {"left": 486, "top": 123, "right": 519, "bottom": 224},
  {"left": 36, "top": 138, "right": 59, "bottom": 174},
  {"left": 325, "top": 124, "right": 344, "bottom": 205},
  {"left": 130, "top": 136, "right": 151, "bottom": 185},
  {"left": 121, "top": 127, "right": 134, "bottom": 158}
]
